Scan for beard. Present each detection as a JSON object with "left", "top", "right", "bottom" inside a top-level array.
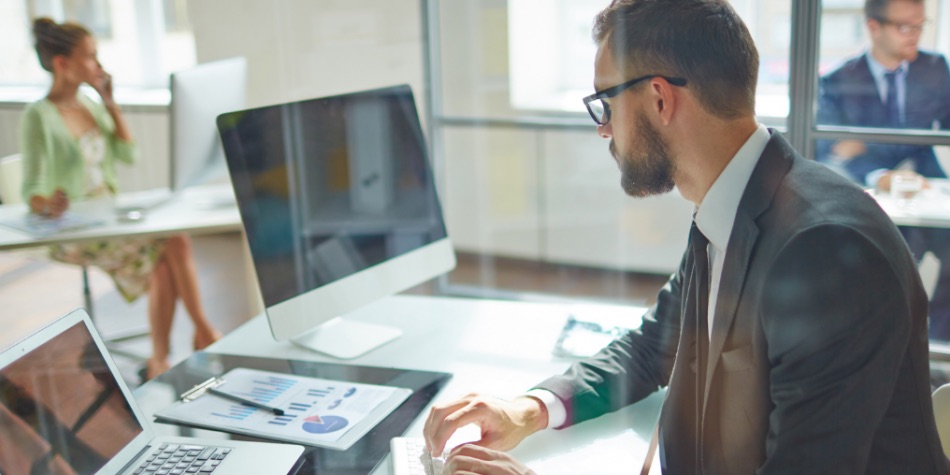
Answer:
[{"left": 610, "top": 112, "right": 676, "bottom": 198}]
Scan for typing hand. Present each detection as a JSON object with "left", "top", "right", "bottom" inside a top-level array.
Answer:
[
  {"left": 443, "top": 445, "right": 535, "bottom": 475},
  {"left": 424, "top": 394, "right": 547, "bottom": 458}
]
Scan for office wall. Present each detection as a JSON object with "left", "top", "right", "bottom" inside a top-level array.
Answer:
[{"left": 187, "top": 0, "right": 426, "bottom": 110}]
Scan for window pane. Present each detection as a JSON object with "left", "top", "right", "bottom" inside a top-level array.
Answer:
[
  {"left": 433, "top": 0, "right": 795, "bottom": 302},
  {"left": 0, "top": 0, "right": 195, "bottom": 89},
  {"left": 438, "top": 0, "right": 792, "bottom": 123},
  {"left": 65, "top": 0, "right": 112, "bottom": 39},
  {"left": 816, "top": 0, "right": 950, "bottom": 135},
  {"left": 816, "top": 0, "right": 950, "bottom": 347}
]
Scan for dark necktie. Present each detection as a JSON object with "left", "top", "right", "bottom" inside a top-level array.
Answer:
[
  {"left": 688, "top": 221, "right": 710, "bottom": 473},
  {"left": 884, "top": 69, "right": 901, "bottom": 126}
]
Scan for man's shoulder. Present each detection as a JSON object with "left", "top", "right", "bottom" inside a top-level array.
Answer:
[
  {"left": 911, "top": 50, "right": 950, "bottom": 73},
  {"left": 821, "top": 54, "right": 869, "bottom": 84},
  {"left": 768, "top": 156, "right": 881, "bottom": 228}
]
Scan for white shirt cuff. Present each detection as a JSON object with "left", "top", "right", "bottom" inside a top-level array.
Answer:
[{"left": 526, "top": 389, "right": 566, "bottom": 430}]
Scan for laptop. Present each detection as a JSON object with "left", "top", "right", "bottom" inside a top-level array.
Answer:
[{"left": 0, "top": 309, "right": 304, "bottom": 475}]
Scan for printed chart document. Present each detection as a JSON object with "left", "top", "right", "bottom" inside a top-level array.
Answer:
[
  {"left": 155, "top": 368, "right": 412, "bottom": 450},
  {"left": 0, "top": 211, "right": 104, "bottom": 237}
]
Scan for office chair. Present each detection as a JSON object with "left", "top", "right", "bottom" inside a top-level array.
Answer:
[
  {"left": 0, "top": 153, "right": 147, "bottom": 356},
  {"left": 933, "top": 383, "right": 950, "bottom": 458}
]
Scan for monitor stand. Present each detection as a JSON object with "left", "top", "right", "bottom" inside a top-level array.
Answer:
[{"left": 290, "top": 317, "right": 402, "bottom": 359}]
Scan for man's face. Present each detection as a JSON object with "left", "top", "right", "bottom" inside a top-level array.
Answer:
[
  {"left": 869, "top": 0, "right": 925, "bottom": 63},
  {"left": 593, "top": 45, "right": 675, "bottom": 198}
]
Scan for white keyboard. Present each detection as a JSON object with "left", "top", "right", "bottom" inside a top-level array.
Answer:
[{"left": 390, "top": 437, "right": 445, "bottom": 475}]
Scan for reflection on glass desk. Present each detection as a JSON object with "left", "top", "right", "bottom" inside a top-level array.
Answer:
[{"left": 133, "top": 352, "right": 451, "bottom": 475}]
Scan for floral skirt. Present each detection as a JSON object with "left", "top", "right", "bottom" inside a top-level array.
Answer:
[{"left": 49, "top": 237, "right": 165, "bottom": 303}]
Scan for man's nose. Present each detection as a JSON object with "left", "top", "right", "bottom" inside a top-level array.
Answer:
[{"left": 598, "top": 122, "right": 612, "bottom": 139}]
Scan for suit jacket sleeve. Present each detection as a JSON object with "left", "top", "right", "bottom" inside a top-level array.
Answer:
[
  {"left": 757, "top": 224, "right": 912, "bottom": 474},
  {"left": 532, "top": 251, "right": 686, "bottom": 428}
]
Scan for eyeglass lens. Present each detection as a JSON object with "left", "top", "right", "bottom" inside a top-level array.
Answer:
[{"left": 588, "top": 99, "right": 607, "bottom": 124}]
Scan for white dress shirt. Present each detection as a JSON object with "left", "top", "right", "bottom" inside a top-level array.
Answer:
[
  {"left": 529, "top": 124, "right": 771, "bottom": 429},
  {"left": 863, "top": 53, "right": 910, "bottom": 187}
]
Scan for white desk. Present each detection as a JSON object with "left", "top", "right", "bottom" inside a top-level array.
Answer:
[
  {"left": 873, "top": 180, "right": 950, "bottom": 228},
  {"left": 149, "top": 294, "right": 663, "bottom": 474},
  {"left": 0, "top": 183, "right": 242, "bottom": 250}
]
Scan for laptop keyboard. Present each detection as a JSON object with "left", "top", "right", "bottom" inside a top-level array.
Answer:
[
  {"left": 390, "top": 437, "right": 444, "bottom": 475},
  {"left": 131, "top": 443, "right": 230, "bottom": 474}
]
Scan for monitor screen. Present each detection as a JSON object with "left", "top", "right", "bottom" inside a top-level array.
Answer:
[
  {"left": 170, "top": 57, "right": 247, "bottom": 191},
  {"left": 218, "top": 85, "right": 455, "bottom": 357}
]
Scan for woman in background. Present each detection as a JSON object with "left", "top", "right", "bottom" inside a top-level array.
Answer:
[{"left": 20, "top": 18, "right": 221, "bottom": 380}]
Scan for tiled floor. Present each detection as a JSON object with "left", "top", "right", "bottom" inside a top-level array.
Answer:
[{"left": 0, "top": 234, "right": 669, "bottom": 389}]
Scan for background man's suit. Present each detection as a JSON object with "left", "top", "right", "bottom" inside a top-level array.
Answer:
[
  {"left": 817, "top": 50, "right": 950, "bottom": 340},
  {"left": 536, "top": 131, "right": 948, "bottom": 474},
  {"left": 817, "top": 50, "right": 950, "bottom": 180}
]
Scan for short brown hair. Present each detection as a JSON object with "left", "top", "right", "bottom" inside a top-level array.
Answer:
[
  {"left": 32, "top": 17, "right": 91, "bottom": 72},
  {"left": 865, "top": 0, "right": 924, "bottom": 21},
  {"left": 592, "top": 0, "right": 758, "bottom": 119}
]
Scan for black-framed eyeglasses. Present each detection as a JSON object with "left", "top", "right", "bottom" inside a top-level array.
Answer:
[
  {"left": 582, "top": 75, "right": 687, "bottom": 126},
  {"left": 873, "top": 17, "right": 929, "bottom": 35}
]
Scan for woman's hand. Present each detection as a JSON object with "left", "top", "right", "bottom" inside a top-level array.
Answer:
[
  {"left": 30, "top": 189, "right": 69, "bottom": 218},
  {"left": 91, "top": 70, "right": 115, "bottom": 107}
]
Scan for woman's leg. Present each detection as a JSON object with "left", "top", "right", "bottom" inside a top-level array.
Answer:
[
  {"left": 147, "top": 258, "right": 175, "bottom": 379},
  {"left": 161, "top": 235, "right": 221, "bottom": 349}
]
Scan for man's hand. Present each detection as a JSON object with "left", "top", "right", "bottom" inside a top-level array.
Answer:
[
  {"left": 876, "top": 170, "right": 929, "bottom": 192},
  {"left": 443, "top": 445, "right": 536, "bottom": 475},
  {"left": 831, "top": 140, "right": 867, "bottom": 160},
  {"left": 424, "top": 394, "right": 548, "bottom": 457}
]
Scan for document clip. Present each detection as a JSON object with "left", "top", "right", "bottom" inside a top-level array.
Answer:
[{"left": 179, "top": 376, "right": 226, "bottom": 402}]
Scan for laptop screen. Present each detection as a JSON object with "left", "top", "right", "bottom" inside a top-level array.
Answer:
[{"left": 0, "top": 321, "right": 144, "bottom": 475}]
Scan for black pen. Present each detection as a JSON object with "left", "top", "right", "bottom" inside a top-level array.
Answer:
[{"left": 208, "top": 387, "right": 285, "bottom": 416}]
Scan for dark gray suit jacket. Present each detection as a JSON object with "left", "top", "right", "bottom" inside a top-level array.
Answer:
[
  {"left": 536, "top": 131, "right": 949, "bottom": 474},
  {"left": 816, "top": 51, "right": 950, "bottom": 183}
]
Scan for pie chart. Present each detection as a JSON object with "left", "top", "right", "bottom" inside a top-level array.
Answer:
[{"left": 302, "top": 415, "right": 349, "bottom": 434}]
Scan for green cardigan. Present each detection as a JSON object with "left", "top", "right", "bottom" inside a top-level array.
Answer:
[{"left": 19, "top": 93, "right": 138, "bottom": 202}]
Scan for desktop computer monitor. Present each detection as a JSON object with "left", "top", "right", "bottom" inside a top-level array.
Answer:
[
  {"left": 217, "top": 84, "right": 456, "bottom": 359},
  {"left": 170, "top": 57, "right": 247, "bottom": 191}
]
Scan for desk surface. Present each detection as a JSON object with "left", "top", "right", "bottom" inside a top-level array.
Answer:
[
  {"left": 873, "top": 179, "right": 950, "bottom": 228},
  {"left": 0, "top": 183, "right": 242, "bottom": 250},
  {"left": 134, "top": 294, "right": 663, "bottom": 475}
]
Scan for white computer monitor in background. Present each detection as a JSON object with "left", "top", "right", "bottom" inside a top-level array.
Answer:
[
  {"left": 170, "top": 57, "right": 247, "bottom": 191},
  {"left": 217, "top": 84, "right": 456, "bottom": 359}
]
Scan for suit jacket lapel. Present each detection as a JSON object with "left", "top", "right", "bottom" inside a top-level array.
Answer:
[{"left": 702, "top": 130, "right": 794, "bottom": 407}]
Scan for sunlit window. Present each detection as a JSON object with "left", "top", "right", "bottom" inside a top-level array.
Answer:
[
  {"left": 507, "top": 0, "right": 795, "bottom": 121},
  {"left": 0, "top": 0, "right": 196, "bottom": 90}
]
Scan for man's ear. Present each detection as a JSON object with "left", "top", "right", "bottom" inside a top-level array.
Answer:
[
  {"left": 650, "top": 78, "right": 677, "bottom": 126},
  {"left": 867, "top": 18, "right": 882, "bottom": 38}
]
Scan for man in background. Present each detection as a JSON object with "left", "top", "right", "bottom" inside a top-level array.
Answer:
[
  {"left": 424, "top": 0, "right": 948, "bottom": 474},
  {"left": 817, "top": 0, "right": 950, "bottom": 339}
]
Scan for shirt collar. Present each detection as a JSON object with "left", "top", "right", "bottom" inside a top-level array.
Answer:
[
  {"left": 694, "top": 124, "right": 770, "bottom": 252},
  {"left": 865, "top": 51, "right": 909, "bottom": 78}
]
